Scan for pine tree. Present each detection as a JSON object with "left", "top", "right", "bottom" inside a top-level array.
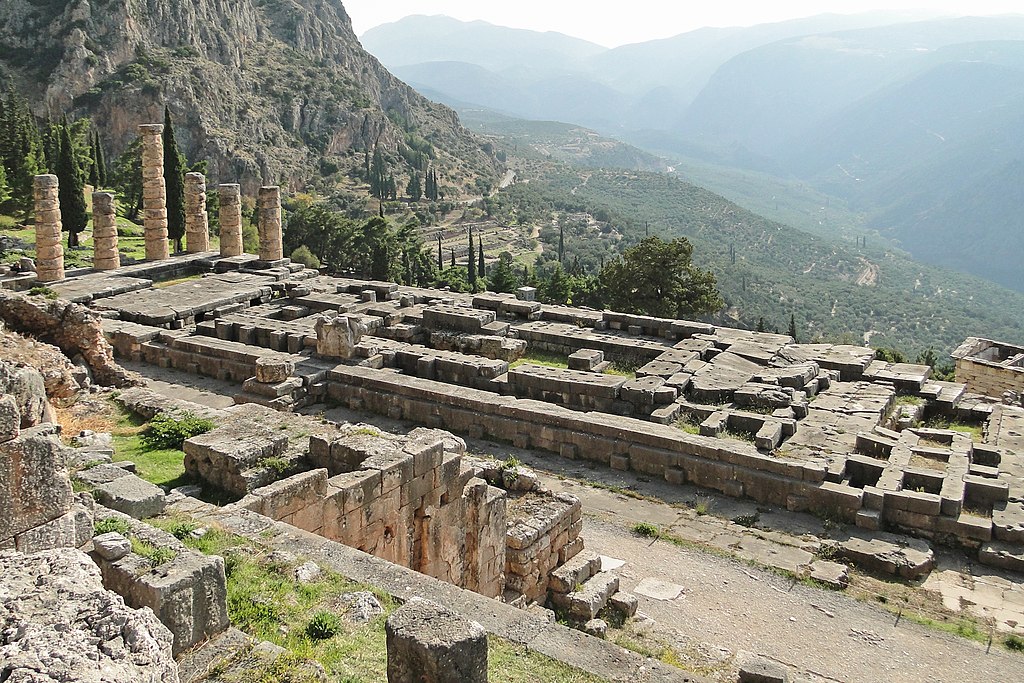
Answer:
[
  {"left": 0, "top": 91, "right": 43, "bottom": 216},
  {"left": 788, "top": 313, "right": 798, "bottom": 342},
  {"left": 467, "top": 228, "right": 477, "bottom": 287},
  {"left": 478, "top": 238, "right": 485, "bottom": 278},
  {"left": 163, "top": 107, "right": 186, "bottom": 252},
  {"left": 55, "top": 124, "right": 87, "bottom": 248},
  {"left": 487, "top": 252, "right": 519, "bottom": 293}
]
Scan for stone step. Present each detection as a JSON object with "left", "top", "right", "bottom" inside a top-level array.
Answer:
[
  {"left": 177, "top": 627, "right": 254, "bottom": 683},
  {"left": 549, "top": 550, "right": 602, "bottom": 594},
  {"left": 551, "top": 571, "right": 620, "bottom": 621}
]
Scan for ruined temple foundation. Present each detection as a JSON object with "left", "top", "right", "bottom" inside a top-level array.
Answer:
[
  {"left": 257, "top": 186, "right": 284, "bottom": 263},
  {"left": 184, "top": 172, "right": 210, "bottom": 253},
  {"left": 33, "top": 174, "right": 64, "bottom": 283},
  {"left": 139, "top": 124, "right": 169, "bottom": 261},
  {"left": 218, "top": 183, "right": 243, "bottom": 257},
  {"left": 92, "top": 192, "right": 120, "bottom": 271}
]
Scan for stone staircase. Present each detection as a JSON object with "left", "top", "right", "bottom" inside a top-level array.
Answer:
[{"left": 547, "top": 550, "right": 638, "bottom": 635}]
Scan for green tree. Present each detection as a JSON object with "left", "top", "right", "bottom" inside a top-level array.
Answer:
[
  {"left": 478, "top": 237, "right": 485, "bottom": 278},
  {"left": 95, "top": 131, "right": 107, "bottom": 187},
  {"left": 110, "top": 138, "right": 142, "bottom": 222},
  {"left": 0, "top": 90, "right": 44, "bottom": 216},
  {"left": 539, "top": 264, "right": 573, "bottom": 305},
  {"left": 369, "top": 146, "right": 387, "bottom": 200},
  {"left": 788, "top": 314, "right": 798, "bottom": 342},
  {"left": 55, "top": 124, "right": 88, "bottom": 247},
  {"left": 487, "top": 252, "right": 520, "bottom": 293},
  {"left": 467, "top": 228, "right": 477, "bottom": 288},
  {"left": 0, "top": 164, "right": 10, "bottom": 205},
  {"left": 407, "top": 172, "right": 422, "bottom": 201},
  {"left": 599, "top": 237, "right": 722, "bottom": 318},
  {"left": 163, "top": 107, "right": 186, "bottom": 252},
  {"left": 88, "top": 132, "right": 100, "bottom": 187}
]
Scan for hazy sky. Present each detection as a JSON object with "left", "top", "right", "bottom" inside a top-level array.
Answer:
[{"left": 344, "top": 1, "right": 1023, "bottom": 47}]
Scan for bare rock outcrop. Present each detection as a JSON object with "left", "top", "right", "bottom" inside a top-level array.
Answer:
[
  {"left": 0, "top": 326, "right": 80, "bottom": 402},
  {"left": 0, "top": 290, "right": 142, "bottom": 388},
  {"left": 0, "top": 548, "right": 179, "bottom": 683}
]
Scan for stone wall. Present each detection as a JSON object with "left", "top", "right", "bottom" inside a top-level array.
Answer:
[
  {"left": 505, "top": 492, "right": 583, "bottom": 602},
  {"left": 235, "top": 427, "right": 507, "bottom": 598},
  {"left": 0, "top": 360, "right": 93, "bottom": 552},
  {"left": 951, "top": 337, "right": 1024, "bottom": 398}
]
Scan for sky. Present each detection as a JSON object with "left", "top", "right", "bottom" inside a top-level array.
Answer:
[{"left": 343, "top": 1, "right": 1023, "bottom": 47}]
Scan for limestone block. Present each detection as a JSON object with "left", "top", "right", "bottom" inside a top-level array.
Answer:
[
  {"left": 0, "top": 393, "right": 19, "bottom": 443},
  {"left": 385, "top": 597, "right": 487, "bottom": 683},
  {"left": 14, "top": 500, "right": 92, "bottom": 552},
  {"left": 0, "top": 549, "right": 178, "bottom": 683},
  {"left": 316, "top": 311, "right": 367, "bottom": 359},
  {"left": 738, "top": 654, "right": 790, "bottom": 683},
  {"left": 93, "top": 531, "right": 132, "bottom": 561},
  {"left": 257, "top": 186, "right": 283, "bottom": 261},
  {"left": 548, "top": 550, "right": 601, "bottom": 594},
  {"left": 254, "top": 356, "right": 294, "bottom": 383},
  {"left": 33, "top": 174, "right": 64, "bottom": 282},
  {"left": 1, "top": 426, "right": 73, "bottom": 542},
  {"left": 184, "top": 172, "right": 210, "bottom": 253},
  {"left": 93, "top": 473, "right": 166, "bottom": 519}
]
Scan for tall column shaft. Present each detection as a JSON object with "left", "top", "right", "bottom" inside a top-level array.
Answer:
[
  {"left": 33, "top": 174, "right": 64, "bottom": 283},
  {"left": 139, "top": 124, "right": 169, "bottom": 261},
  {"left": 257, "top": 186, "right": 283, "bottom": 262},
  {"left": 184, "top": 172, "right": 210, "bottom": 253},
  {"left": 92, "top": 191, "right": 120, "bottom": 270},
  {"left": 217, "top": 184, "right": 243, "bottom": 257}
]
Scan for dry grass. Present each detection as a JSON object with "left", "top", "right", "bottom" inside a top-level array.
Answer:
[{"left": 54, "top": 396, "right": 144, "bottom": 445}]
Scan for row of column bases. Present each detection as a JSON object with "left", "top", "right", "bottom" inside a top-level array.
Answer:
[{"left": 33, "top": 123, "right": 284, "bottom": 283}]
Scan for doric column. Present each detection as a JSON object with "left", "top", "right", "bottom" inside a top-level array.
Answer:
[
  {"left": 33, "top": 174, "right": 64, "bottom": 283},
  {"left": 184, "top": 172, "right": 210, "bottom": 253},
  {"left": 217, "top": 183, "right": 243, "bottom": 257},
  {"left": 138, "top": 124, "right": 169, "bottom": 261},
  {"left": 91, "top": 191, "right": 120, "bottom": 270},
  {"left": 257, "top": 186, "right": 283, "bottom": 262}
]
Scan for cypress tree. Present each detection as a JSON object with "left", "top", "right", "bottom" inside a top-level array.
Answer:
[
  {"left": 450, "top": 248, "right": 455, "bottom": 268},
  {"left": 478, "top": 237, "right": 485, "bottom": 278},
  {"left": 407, "top": 172, "right": 422, "bottom": 201},
  {"left": 55, "top": 124, "right": 87, "bottom": 248},
  {"left": 437, "top": 233, "right": 443, "bottom": 270},
  {"left": 467, "top": 228, "right": 477, "bottom": 287},
  {"left": 558, "top": 224, "right": 565, "bottom": 263},
  {"left": 163, "top": 107, "right": 186, "bottom": 252},
  {"left": 95, "top": 131, "right": 107, "bottom": 187},
  {"left": 88, "top": 133, "right": 99, "bottom": 188},
  {"left": 788, "top": 313, "right": 798, "bottom": 342}
]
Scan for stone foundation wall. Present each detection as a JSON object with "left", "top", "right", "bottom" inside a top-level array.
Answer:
[
  {"left": 235, "top": 429, "right": 507, "bottom": 598},
  {"left": 505, "top": 492, "right": 583, "bottom": 602},
  {"left": 955, "top": 358, "right": 1024, "bottom": 399}
]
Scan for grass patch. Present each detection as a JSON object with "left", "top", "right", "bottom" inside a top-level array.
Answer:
[
  {"left": 1006, "top": 634, "right": 1024, "bottom": 652},
  {"left": 922, "top": 417, "right": 984, "bottom": 441},
  {"left": 509, "top": 350, "right": 570, "bottom": 370},
  {"left": 896, "top": 395, "right": 925, "bottom": 406},
  {"left": 632, "top": 522, "right": 660, "bottom": 538},
  {"left": 112, "top": 433, "right": 191, "bottom": 488},
  {"left": 153, "top": 274, "right": 203, "bottom": 289},
  {"left": 130, "top": 537, "right": 177, "bottom": 568},
  {"left": 161, "top": 519, "right": 604, "bottom": 681},
  {"left": 93, "top": 517, "right": 132, "bottom": 536}
]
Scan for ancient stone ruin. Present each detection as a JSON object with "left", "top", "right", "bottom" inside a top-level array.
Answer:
[{"left": 3, "top": 122, "right": 1024, "bottom": 682}]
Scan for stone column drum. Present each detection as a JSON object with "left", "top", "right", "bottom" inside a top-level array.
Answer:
[
  {"left": 184, "top": 172, "right": 210, "bottom": 253},
  {"left": 217, "top": 184, "right": 243, "bottom": 257},
  {"left": 385, "top": 598, "right": 487, "bottom": 683},
  {"left": 33, "top": 174, "right": 64, "bottom": 283},
  {"left": 138, "top": 124, "right": 169, "bottom": 261},
  {"left": 257, "top": 186, "right": 283, "bottom": 262},
  {"left": 91, "top": 191, "right": 120, "bottom": 270}
]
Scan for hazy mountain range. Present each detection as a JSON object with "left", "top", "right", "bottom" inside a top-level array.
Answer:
[{"left": 363, "top": 13, "right": 1024, "bottom": 291}]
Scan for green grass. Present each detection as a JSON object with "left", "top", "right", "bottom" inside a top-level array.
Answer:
[
  {"left": 509, "top": 350, "right": 570, "bottom": 370},
  {"left": 153, "top": 518, "right": 605, "bottom": 682},
  {"left": 112, "top": 433, "right": 191, "bottom": 488},
  {"left": 896, "top": 395, "right": 925, "bottom": 406},
  {"left": 922, "top": 417, "right": 984, "bottom": 441}
]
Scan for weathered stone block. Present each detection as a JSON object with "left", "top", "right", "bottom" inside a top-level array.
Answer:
[
  {"left": 385, "top": 597, "right": 487, "bottom": 683},
  {"left": 93, "top": 473, "right": 166, "bottom": 519}
]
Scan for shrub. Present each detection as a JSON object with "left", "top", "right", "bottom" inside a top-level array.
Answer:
[
  {"left": 290, "top": 245, "right": 320, "bottom": 269},
  {"left": 140, "top": 411, "right": 215, "bottom": 450},
  {"left": 1006, "top": 634, "right": 1024, "bottom": 652},
  {"left": 632, "top": 522, "right": 660, "bottom": 538},
  {"left": 305, "top": 611, "right": 341, "bottom": 640}
]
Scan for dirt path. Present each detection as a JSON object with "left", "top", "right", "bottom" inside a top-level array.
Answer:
[{"left": 856, "top": 258, "right": 879, "bottom": 286}]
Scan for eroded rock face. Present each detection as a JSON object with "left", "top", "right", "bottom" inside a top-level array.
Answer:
[
  {"left": 0, "top": 328, "right": 80, "bottom": 402},
  {"left": 0, "top": 290, "right": 142, "bottom": 388},
  {"left": 0, "top": 548, "right": 179, "bottom": 683}
]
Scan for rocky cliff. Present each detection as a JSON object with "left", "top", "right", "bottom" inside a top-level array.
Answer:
[{"left": 0, "top": 0, "right": 500, "bottom": 193}]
